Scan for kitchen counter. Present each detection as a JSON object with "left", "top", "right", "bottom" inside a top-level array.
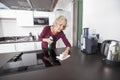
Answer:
[{"left": 0, "top": 47, "right": 120, "bottom": 80}]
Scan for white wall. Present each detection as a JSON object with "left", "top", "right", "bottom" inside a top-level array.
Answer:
[
  {"left": 83, "top": 0, "right": 120, "bottom": 43},
  {"left": 54, "top": 2, "right": 73, "bottom": 47},
  {"left": 0, "top": 19, "right": 45, "bottom": 37}
]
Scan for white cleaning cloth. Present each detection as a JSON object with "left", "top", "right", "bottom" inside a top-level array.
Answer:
[{"left": 56, "top": 54, "right": 70, "bottom": 61}]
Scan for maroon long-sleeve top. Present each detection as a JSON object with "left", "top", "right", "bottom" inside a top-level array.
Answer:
[{"left": 39, "top": 26, "right": 71, "bottom": 49}]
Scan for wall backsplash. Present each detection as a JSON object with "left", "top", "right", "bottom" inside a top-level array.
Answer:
[
  {"left": 0, "top": 19, "right": 45, "bottom": 37},
  {"left": 0, "top": 19, "right": 3, "bottom": 37}
]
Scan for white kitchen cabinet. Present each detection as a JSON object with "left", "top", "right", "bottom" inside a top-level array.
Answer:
[
  {"left": 0, "top": 41, "right": 42, "bottom": 53},
  {"left": 0, "top": 10, "right": 16, "bottom": 18},
  {"left": 15, "top": 42, "right": 35, "bottom": 52},
  {"left": 34, "top": 42, "right": 42, "bottom": 50},
  {"left": 16, "top": 10, "right": 34, "bottom": 26},
  {"left": 0, "top": 43, "right": 16, "bottom": 53},
  {"left": 33, "top": 11, "right": 55, "bottom": 25}
]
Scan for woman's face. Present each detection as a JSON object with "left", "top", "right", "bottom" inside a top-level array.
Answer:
[{"left": 55, "top": 20, "right": 67, "bottom": 33}]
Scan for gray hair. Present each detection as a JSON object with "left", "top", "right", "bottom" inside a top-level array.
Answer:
[{"left": 53, "top": 15, "right": 67, "bottom": 29}]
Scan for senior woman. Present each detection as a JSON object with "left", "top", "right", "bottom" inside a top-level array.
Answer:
[{"left": 39, "top": 15, "right": 71, "bottom": 60}]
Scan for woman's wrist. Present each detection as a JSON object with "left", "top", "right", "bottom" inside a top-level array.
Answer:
[
  {"left": 64, "top": 47, "right": 70, "bottom": 53},
  {"left": 43, "top": 38, "right": 49, "bottom": 42},
  {"left": 65, "top": 50, "right": 69, "bottom": 53}
]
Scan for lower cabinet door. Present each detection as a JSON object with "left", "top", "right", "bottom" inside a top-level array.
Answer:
[
  {"left": 0, "top": 44, "right": 16, "bottom": 53},
  {"left": 34, "top": 42, "right": 42, "bottom": 50},
  {"left": 15, "top": 42, "right": 35, "bottom": 52}
]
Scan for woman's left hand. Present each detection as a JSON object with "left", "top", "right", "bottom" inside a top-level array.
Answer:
[
  {"left": 60, "top": 47, "right": 70, "bottom": 59},
  {"left": 61, "top": 50, "right": 69, "bottom": 59}
]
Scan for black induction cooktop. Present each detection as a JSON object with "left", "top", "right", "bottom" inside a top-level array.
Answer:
[{"left": 0, "top": 50, "right": 61, "bottom": 76}]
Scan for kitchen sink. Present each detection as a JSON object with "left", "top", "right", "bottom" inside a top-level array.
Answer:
[{"left": 0, "top": 36, "right": 33, "bottom": 43}]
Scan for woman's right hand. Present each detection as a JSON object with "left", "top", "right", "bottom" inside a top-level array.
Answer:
[
  {"left": 47, "top": 38, "right": 53, "bottom": 44},
  {"left": 43, "top": 38, "right": 53, "bottom": 44}
]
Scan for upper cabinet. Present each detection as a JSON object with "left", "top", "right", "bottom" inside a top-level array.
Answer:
[
  {"left": 0, "top": 10, "right": 55, "bottom": 26},
  {"left": 0, "top": 10, "right": 16, "bottom": 18},
  {"left": 16, "top": 10, "right": 55, "bottom": 26},
  {"left": 16, "top": 10, "right": 34, "bottom": 26},
  {"left": 33, "top": 11, "right": 55, "bottom": 25},
  {"left": 0, "top": 10, "right": 34, "bottom": 26}
]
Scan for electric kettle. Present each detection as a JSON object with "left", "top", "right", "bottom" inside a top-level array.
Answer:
[{"left": 101, "top": 40, "right": 120, "bottom": 66}]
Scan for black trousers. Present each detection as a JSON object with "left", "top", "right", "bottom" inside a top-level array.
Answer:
[{"left": 40, "top": 48, "right": 60, "bottom": 67}]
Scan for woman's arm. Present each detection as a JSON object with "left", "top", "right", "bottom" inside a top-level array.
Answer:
[
  {"left": 60, "top": 32, "right": 71, "bottom": 57},
  {"left": 60, "top": 31, "right": 71, "bottom": 48},
  {"left": 39, "top": 26, "right": 52, "bottom": 44},
  {"left": 39, "top": 26, "right": 47, "bottom": 41}
]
